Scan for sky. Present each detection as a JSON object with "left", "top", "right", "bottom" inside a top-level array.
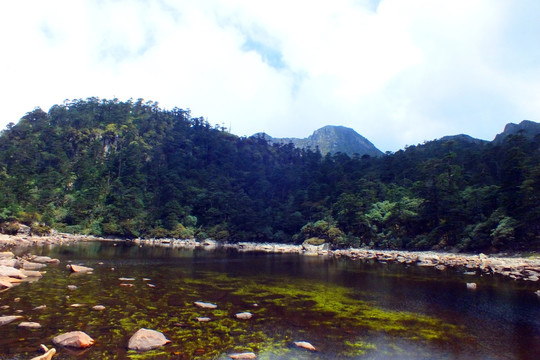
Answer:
[{"left": 1, "top": 0, "right": 540, "bottom": 152}]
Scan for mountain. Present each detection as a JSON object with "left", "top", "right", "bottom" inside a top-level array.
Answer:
[
  {"left": 493, "top": 120, "right": 540, "bottom": 143},
  {"left": 254, "top": 125, "right": 383, "bottom": 157},
  {"left": 1, "top": 99, "right": 539, "bottom": 252}
]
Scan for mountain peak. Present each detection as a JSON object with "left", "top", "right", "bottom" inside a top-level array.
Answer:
[
  {"left": 493, "top": 120, "right": 540, "bottom": 143},
  {"left": 254, "top": 125, "right": 383, "bottom": 157}
]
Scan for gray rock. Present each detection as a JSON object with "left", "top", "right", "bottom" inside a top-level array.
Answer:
[
  {"left": 194, "top": 301, "right": 217, "bottom": 309},
  {"left": 69, "top": 264, "right": 93, "bottom": 273},
  {"left": 128, "top": 328, "right": 170, "bottom": 351},
  {"left": 229, "top": 352, "right": 257, "bottom": 359},
  {"left": 52, "top": 331, "right": 95, "bottom": 348},
  {"left": 0, "top": 315, "right": 23, "bottom": 326},
  {"left": 18, "top": 321, "right": 42, "bottom": 329},
  {"left": 22, "top": 261, "right": 46, "bottom": 270},
  {"left": 0, "top": 266, "right": 26, "bottom": 279},
  {"left": 235, "top": 312, "right": 253, "bottom": 320}
]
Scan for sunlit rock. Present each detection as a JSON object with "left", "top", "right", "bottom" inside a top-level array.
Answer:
[
  {"left": 18, "top": 321, "right": 42, "bottom": 329},
  {"left": 194, "top": 301, "right": 217, "bottom": 309},
  {"left": 294, "top": 341, "right": 317, "bottom": 351},
  {"left": 52, "top": 331, "right": 95, "bottom": 348},
  {"left": 196, "top": 317, "right": 211, "bottom": 322},
  {"left": 229, "top": 352, "right": 257, "bottom": 359},
  {"left": 69, "top": 264, "right": 93, "bottom": 273},
  {"left": 30, "top": 345, "right": 56, "bottom": 360},
  {"left": 22, "top": 261, "right": 46, "bottom": 270},
  {"left": 0, "top": 265, "right": 27, "bottom": 279},
  {"left": 127, "top": 328, "right": 171, "bottom": 351},
  {"left": 0, "top": 315, "right": 23, "bottom": 326},
  {"left": 235, "top": 312, "right": 253, "bottom": 320},
  {"left": 92, "top": 305, "right": 106, "bottom": 311}
]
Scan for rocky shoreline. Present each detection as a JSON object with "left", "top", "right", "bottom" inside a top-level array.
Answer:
[
  {"left": 130, "top": 238, "right": 540, "bottom": 284},
  {"left": 1, "top": 233, "right": 540, "bottom": 285}
]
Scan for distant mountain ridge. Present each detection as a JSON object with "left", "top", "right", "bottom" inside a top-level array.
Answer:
[
  {"left": 254, "top": 125, "right": 383, "bottom": 157},
  {"left": 493, "top": 120, "right": 540, "bottom": 143}
]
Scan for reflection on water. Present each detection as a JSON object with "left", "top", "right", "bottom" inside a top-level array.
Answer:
[{"left": 1, "top": 242, "right": 539, "bottom": 359}]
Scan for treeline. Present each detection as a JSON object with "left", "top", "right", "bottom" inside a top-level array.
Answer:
[{"left": 0, "top": 98, "right": 539, "bottom": 252}]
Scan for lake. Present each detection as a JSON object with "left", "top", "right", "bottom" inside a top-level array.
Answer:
[{"left": 1, "top": 242, "right": 539, "bottom": 359}]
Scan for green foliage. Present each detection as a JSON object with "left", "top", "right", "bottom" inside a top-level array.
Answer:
[
  {"left": 0, "top": 98, "right": 539, "bottom": 251},
  {"left": 1, "top": 222, "right": 20, "bottom": 235}
]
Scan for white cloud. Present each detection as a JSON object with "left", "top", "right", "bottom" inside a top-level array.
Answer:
[{"left": 1, "top": 0, "right": 539, "bottom": 151}]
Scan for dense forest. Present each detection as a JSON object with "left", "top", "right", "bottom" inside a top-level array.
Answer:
[{"left": 1, "top": 98, "right": 539, "bottom": 252}]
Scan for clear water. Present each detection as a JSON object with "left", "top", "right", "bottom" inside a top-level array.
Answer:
[{"left": 1, "top": 242, "right": 539, "bottom": 359}]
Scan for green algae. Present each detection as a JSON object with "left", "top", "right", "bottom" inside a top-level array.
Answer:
[{"left": 0, "top": 245, "right": 471, "bottom": 360}]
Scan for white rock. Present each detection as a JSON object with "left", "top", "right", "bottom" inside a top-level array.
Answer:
[{"left": 127, "top": 328, "right": 171, "bottom": 351}]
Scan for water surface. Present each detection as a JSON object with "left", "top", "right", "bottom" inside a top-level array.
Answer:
[{"left": 1, "top": 242, "right": 539, "bottom": 359}]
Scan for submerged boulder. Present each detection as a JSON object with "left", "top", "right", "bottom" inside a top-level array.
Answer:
[
  {"left": 52, "top": 331, "right": 95, "bottom": 348},
  {"left": 235, "top": 312, "right": 253, "bottom": 320},
  {"left": 69, "top": 264, "right": 94, "bottom": 273},
  {"left": 194, "top": 301, "right": 217, "bottom": 309},
  {"left": 293, "top": 341, "right": 317, "bottom": 351},
  {"left": 128, "top": 328, "right": 171, "bottom": 351},
  {"left": 0, "top": 315, "right": 23, "bottom": 326},
  {"left": 229, "top": 352, "right": 257, "bottom": 359}
]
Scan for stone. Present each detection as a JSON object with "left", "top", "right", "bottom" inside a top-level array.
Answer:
[
  {"left": 235, "top": 312, "right": 253, "bottom": 320},
  {"left": 0, "top": 251, "right": 15, "bottom": 259},
  {"left": 18, "top": 321, "right": 42, "bottom": 329},
  {"left": 22, "top": 261, "right": 46, "bottom": 270},
  {"left": 229, "top": 352, "right": 257, "bottom": 359},
  {"left": 194, "top": 301, "right": 217, "bottom": 309},
  {"left": 92, "top": 305, "right": 106, "bottom": 311},
  {"left": 0, "top": 265, "right": 27, "bottom": 279},
  {"left": 294, "top": 341, "right": 317, "bottom": 351},
  {"left": 118, "top": 277, "right": 135, "bottom": 281},
  {"left": 0, "top": 277, "right": 13, "bottom": 289},
  {"left": 67, "top": 285, "right": 78, "bottom": 290},
  {"left": 31, "top": 256, "right": 53, "bottom": 263},
  {"left": 127, "top": 328, "right": 171, "bottom": 351},
  {"left": 69, "top": 264, "right": 93, "bottom": 273},
  {"left": 120, "top": 283, "right": 134, "bottom": 287},
  {"left": 33, "top": 305, "right": 47, "bottom": 311},
  {"left": 196, "top": 317, "right": 211, "bottom": 322},
  {"left": 52, "top": 331, "right": 95, "bottom": 348},
  {"left": 0, "top": 259, "right": 18, "bottom": 267},
  {"left": 0, "top": 315, "right": 23, "bottom": 326},
  {"left": 21, "top": 270, "right": 43, "bottom": 277},
  {"left": 30, "top": 347, "right": 56, "bottom": 360},
  {"left": 466, "top": 282, "right": 477, "bottom": 290},
  {"left": 535, "top": 290, "right": 540, "bottom": 296}
]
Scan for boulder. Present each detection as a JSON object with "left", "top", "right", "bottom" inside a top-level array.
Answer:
[
  {"left": 0, "top": 251, "right": 15, "bottom": 259},
  {"left": 0, "top": 277, "right": 13, "bottom": 289},
  {"left": 294, "top": 341, "right": 317, "bottom": 351},
  {"left": 18, "top": 321, "right": 42, "bottom": 329},
  {"left": 52, "top": 331, "right": 94, "bottom": 348},
  {"left": 69, "top": 264, "right": 93, "bottom": 273},
  {"left": 0, "top": 259, "right": 18, "bottom": 267},
  {"left": 194, "top": 301, "right": 217, "bottom": 309},
  {"left": 235, "top": 312, "right": 253, "bottom": 320},
  {"left": 0, "top": 265, "right": 27, "bottom": 279},
  {"left": 30, "top": 346, "right": 56, "bottom": 360},
  {"left": 128, "top": 328, "right": 171, "bottom": 351},
  {"left": 21, "top": 270, "right": 43, "bottom": 277},
  {"left": 22, "top": 261, "right": 46, "bottom": 270},
  {"left": 466, "top": 282, "right": 477, "bottom": 290},
  {"left": 229, "top": 352, "right": 257, "bottom": 359},
  {"left": 31, "top": 256, "right": 54, "bottom": 264},
  {"left": 0, "top": 315, "right": 23, "bottom": 326}
]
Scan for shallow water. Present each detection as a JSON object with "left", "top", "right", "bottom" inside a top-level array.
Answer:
[{"left": 1, "top": 242, "right": 539, "bottom": 359}]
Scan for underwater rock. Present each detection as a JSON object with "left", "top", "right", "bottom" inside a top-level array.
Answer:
[
  {"left": 466, "top": 282, "right": 477, "bottom": 290},
  {"left": 18, "top": 321, "right": 42, "bottom": 329},
  {"left": 120, "top": 283, "right": 134, "bottom": 287},
  {"left": 196, "top": 317, "right": 211, "bottom": 322},
  {"left": 69, "top": 264, "right": 93, "bottom": 273},
  {"left": 229, "top": 352, "right": 257, "bottom": 359},
  {"left": 92, "top": 305, "right": 106, "bottom": 311},
  {"left": 147, "top": 283, "right": 156, "bottom": 288},
  {"left": 128, "top": 328, "right": 171, "bottom": 351},
  {"left": 118, "top": 277, "right": 135, "bottom": 281},
  {"left": 67, "top": 285, "right": 78, "bottom": 290},
  {"left": 52, "top": 331, "right": 95, "bottom": 348},
  {"left": 33, "top": 305, "right": 47, "bottom": 311},
  {"left": 235, "top": 312, "right": 253, "bottom": 320},
  {"left": 194, "top": 301, "right": 217, "bottom": 309},
  {"left": 0, "top": 315, "right": 23, "bottom": 326},
  {"left": 294, "top": 341, "right": 317, "bottom": 351}
]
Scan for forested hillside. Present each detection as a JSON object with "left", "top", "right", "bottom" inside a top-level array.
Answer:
[{"left": 1, "top": 98, "right": 539, "bottom": 252}]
